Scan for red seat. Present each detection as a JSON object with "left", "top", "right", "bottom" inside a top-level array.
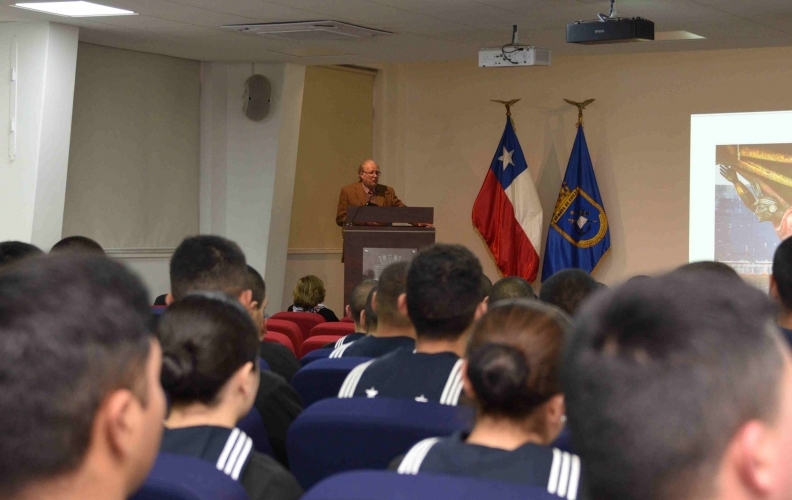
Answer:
[
  {"left": 271, "top": 312, "right": 325, "bottom": 344},
  {"left": 265, "top": 319, "right": 303, "bottom": 349},
  {"left": 310, "top": 322, "right": 356, "bottom": 338},
  {"left": 340, "top": 317, "right": 354, "bottom": 324},
  {"left": 300, "top": 335, "right": 344, "bottom": 359},
  {"left": 263, "top": 331, "right": 296, "bottom": 357}
]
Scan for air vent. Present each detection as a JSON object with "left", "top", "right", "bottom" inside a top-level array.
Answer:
[{"left": 221, "top": 21, "right": 394, "bottom": 41}]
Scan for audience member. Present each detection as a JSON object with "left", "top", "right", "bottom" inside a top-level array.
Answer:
[
  {"left": 362, "top": 286, "right": 379, "bottom": 333},
  {"left": 393, "top": 299, "right": 584, "bottom": 498},
  {"left": 0, "top": 255, "right": 165, "bottom": 500},
  {"left": 158, "top": 293, "right": 302, "bottom": 500},
  {"left": 539, "top": 268, "right": 599, "bottom": 316},
  {"left": 675, "top": 260, "right": 742, "bottom": 280},
  {"left": 771, "top": 237, "right": 792, "bottom": 347},
  {"left": 489, "top": 276, "right": 535, "bottom": 305},
  {"left": 247, "top": 265, "right": 301, "bottom": 382},
  {"left": 287, "top": 275, "right": 339, "bottom": 322},
  {"left": 334, "top": 279, "right": 378, "bottom": 348},
  {"left": 562, "top": 272, "right": 792, "bottom": 500},
  {"left": 0, "top": 241, "right": 43, "bottom": 269},
  {"left": 50, "top": 235, "right": 105, "bottom": 255},
  {"left": 339, "top": 244, "right": 487, "bottom": 405},
  {"left": 330, "top": 262, "right": 415, "bottom": 358},
  {"left": 168, "top": 235, "right": 303, "bottom": 467},
  {"left": 480, "top": 273, "right": 493, "bottom": 299}
]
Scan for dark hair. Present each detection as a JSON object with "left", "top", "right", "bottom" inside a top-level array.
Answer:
[
  {"left": 377, "top": 262, "right": 411, "bottom": 327},
  {"left": 539, "top": 268, "right": 599, "bottom": 315},
  {"left": 479, "top": 274, "right": 493, "bottom": 298},
  {"left": 170, "top": 235, "right": 247, "bottom": 300},
  {"left": 561, "top": 272, "right": 784, "bottom": 500},
  {"left": 246, "top": 265, "right": 266, "bottom": 305},
  {"left": 406, "top": 244, "right": 485, "bottom": 340},
  {"left": 364, "top": 286, "right": 378, "bottom": 333},
  {"left": 490, "top": 276, "right": 535, "bottom": 305},
  {"left": 675, "top": 260, "right": 741, "bottom": 281},
  {"left": 0, "top": 255, "right": 152, "bottom": 496},
  {"left": 774, "top": 237, "right": 792, "bottom": 310},
  {"left": 0, "top": 241, "right": 43, "bottom": 269},
  {"left": 158, "top": 293, "right": 259, "bottom": 406},
  {"left": 467, "top": 300, "right": 570, "bottom": 419},
  {"left": 50, "top": 236, "right": 105, "bottom": 256},
  {"left": 349, "top": 279, "right": 378, "bottom": 324}
]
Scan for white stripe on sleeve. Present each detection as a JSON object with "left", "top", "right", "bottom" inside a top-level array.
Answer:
[
  {"left": 230, "top": 436, "right": 253, "bottom": 480},
  {"left": 216, "top": 428, "right": 240, "bottom": 471},
  {"left": 566, "top": 454, "right": 581, "bottom": 500},
  {"left": 439, "top": 359, "right": 464, "bottom": 405},
  {"left": 547, "top": 448, "right": 562, "bottom": 494},
  {"left": 223, "top": 431, "right": 248, "bottom": 475},
  {"left": 338, "top": 360, "right": 375, "bottom": 398},
  {"left": 396, "top": 437, "right": 441, "bottom": 475},
  {"left": 556, "top": 451, "right": 572, "bottom": 498}
]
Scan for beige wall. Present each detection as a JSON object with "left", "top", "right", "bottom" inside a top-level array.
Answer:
[
  {"left": 64, "top": 43, "right": 200, "bottom": 251},
  {"left": 284, "top": 66, "right": 375, "bottom": 314},
  {"left": 372, "top": 46, "right": 792, "bottom": 287}
]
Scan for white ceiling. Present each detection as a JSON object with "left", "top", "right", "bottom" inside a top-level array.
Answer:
[{"left": 3, "top": 0, "right": 792, "bottom": 64}]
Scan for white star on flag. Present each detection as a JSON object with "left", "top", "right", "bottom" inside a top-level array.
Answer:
[
  {"left": 365, "top": 387, "right": 378, "bottom": 398},
  {"left": 415, "top": 395, "right": 428, "bottom": 403},
  {"left": 499, "top": 147, "right": 514, "bottom": 170}
]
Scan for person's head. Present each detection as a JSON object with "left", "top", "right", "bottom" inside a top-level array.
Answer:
[
  {"left": 562, "top": 272, "right": 792, "bottom": 500},
  {"left": 480, "top": 274, "right": 493, "bottom": 299},
  {"left": 246, "top": 265, "right": 268, "bottom": 337},
  {"left": 373, "top": 262, "right": 413, "bottom": 331},
  {"left": 293, "top": 275, "right": 326, "bottom": 310},
  {"left": 465, "top": 299, "right": 571, "bottom": 444},
  {"left": 401, "top": 244, "right": 487, "bottom": 341},
  {"left": 0, "top": 255, "right": 165, "bottom": 498},
  {"left": 772, "top": 237, "right": 792, "bottom": 313},
  {"left": 0, "top": 241, "right": 43, "bottom": 270},
  {"left": 358, "top": 159, "right": 380, "bottom": 190},
  {"left": 168, "top": 235, "right": 250, "bottom": 307},
  {"left": 158, "top": 293, "right": 260, "bottom": 423},
  {"left": 363, "top": 286, "right": 378, "bottom": 334},
  {"left": 676, "top": 260, "right": 742, "bottom": 281},
  {"left": 539, "top": 268, "right": 599, "bottom": 316},
  {"left": 346, "top": 279, "right": 378, "bottom": 332},
  {"left": 489, "top": 276, "right": 535, "bottom": 305},
  {"left": 50, "top": 236, "right": 105, "bottom": 256}
]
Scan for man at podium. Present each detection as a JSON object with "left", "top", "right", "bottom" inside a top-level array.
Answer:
[{"left": 336, "top": 159, "right": 405, "bottom": 226}]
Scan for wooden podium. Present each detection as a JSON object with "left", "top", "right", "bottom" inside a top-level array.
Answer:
[{"left": 342, "top": 206, "right": 435, "bottom": 305}]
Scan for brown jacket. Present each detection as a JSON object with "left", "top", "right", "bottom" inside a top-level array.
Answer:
[{"left": 336, "top": 182, "right": 405, "bottom": 226}]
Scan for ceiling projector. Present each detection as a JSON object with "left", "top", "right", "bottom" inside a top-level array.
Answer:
[
  {"left": 566, "top": 17, "right": 654, "bottom": 44},
  {"left": 479, "top": 25, "right": 551, "bottom": 68}
]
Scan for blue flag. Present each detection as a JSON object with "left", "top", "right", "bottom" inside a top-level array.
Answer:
[{"left": 541, "top": 126, "right": 610, "bottom": 281}]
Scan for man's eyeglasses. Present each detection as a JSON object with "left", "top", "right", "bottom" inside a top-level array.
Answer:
[{"left": 362, "top": 171, "right": 381, "bottom": 176}]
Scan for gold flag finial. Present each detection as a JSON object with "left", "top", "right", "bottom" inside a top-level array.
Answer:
[
  {"left": 564, "top": 98, "right": 595, "bottom": 127},
  {"left": 491, "top": 99, "right": 520, "bottom": 129}
]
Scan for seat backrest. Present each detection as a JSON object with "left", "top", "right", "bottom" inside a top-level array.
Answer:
[
  {"left": 287, "top": 398, "right": 475, "bottom": 489},
  {"left": 236, "top": 407, "right": 274, "bottom": 457},
  {"left": 130, "top": 453, "right": 249, "bottom": 500},
  {"left": 340, "top": 316, "right": 354, "bottom": 323},
  {"left": 265, "top": 319, "right": 303, "bottom": 349},
  {"left": 271, "top": 312, "right": 325, "bottom": 342},
  {"left": 299, "top": 335, "right": 344, "bottom": 358},
  {"left": 300, "top": 348, "right": 333, "bottom": 366},
  {"left": 302, "top": 471, "right": 560, "bottom": 500},
  {"left": 263, "top": 331, "right": 296, "bottom": 356},
  {"left": 309, "top": 322, "right": 356, "bottom": 338},
  {"left": 291, "top": 357, "right": 372, "bottom": 407}
]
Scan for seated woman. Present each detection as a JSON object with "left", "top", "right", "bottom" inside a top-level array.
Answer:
[
  {"left": 286, "top": 274, "right": 339, "bottom": 322},
  {"left": 157, "top": 292, "right": 302, "bottom": 500},
  {"left": 393, "top": 299, "right": 585, "bottom": 499}
]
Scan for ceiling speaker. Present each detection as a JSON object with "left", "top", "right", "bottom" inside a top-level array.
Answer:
[{"left": 243, "top": 74, "right": 271, "bottom": 121}]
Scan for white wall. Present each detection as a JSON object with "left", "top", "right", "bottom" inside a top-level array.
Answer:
[
  {"left": 0, "top": 22, "right": 78, "bottom": 247},
  {"left": 200, "top": 62, "right": 306, "bottom": 312}
]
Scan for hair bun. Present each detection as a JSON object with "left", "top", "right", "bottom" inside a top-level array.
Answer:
[
  {"left": 467, "top": 343, "right": 530, "bottom": 409},
  {"left": 160, "top": 348, "right": 197, "bottom": 395}
]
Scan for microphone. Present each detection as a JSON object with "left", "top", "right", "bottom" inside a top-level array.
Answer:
[{"left": 346, "top": 187, "right": 378, "bottom": 226}]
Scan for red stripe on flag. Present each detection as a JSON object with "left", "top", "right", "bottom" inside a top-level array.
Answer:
[{"left": 472, "top": 170, "right": 540, "bottom": 282}]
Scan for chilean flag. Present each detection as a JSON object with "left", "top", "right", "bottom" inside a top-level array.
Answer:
[{"left": 472, "top": 118, "right": 543, "bottom": 282}]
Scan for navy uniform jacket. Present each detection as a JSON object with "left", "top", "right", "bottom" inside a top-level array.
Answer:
[
  {"left": 329, "top": 335, "right": 415, "bottom": 359},
  {"left": 334, "top": 332, "right": 365, "bottom": 348},
  {"left": 394, "top": 432, "right": 586, "bottom": 500},
  {"left": 160, "top": 426, "right": 303, "bottom": 500},
  {"left": 338, "top": 349, "right": 464, "bottom": 405}
]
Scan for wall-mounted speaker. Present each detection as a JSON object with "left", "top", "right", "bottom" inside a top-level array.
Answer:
[{"left": 243, "top": 74, "right": 271, "bottom": 122}]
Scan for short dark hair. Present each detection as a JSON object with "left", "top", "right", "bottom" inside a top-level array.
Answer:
[
  {"left": 50, "top": 236, "right": 105, "bottom": 256},
  {"left": 675, "top": 260, "right": 741, "bottom": 281},
  {"left": 246, "top": 265, "right": 266, "bottom": 305},
  {"left": 348, "top": 279, "right": 378, "bottom": 324},
  {"left": 539, "top": 268, "right": 599, "bottom": 315},
  {"left": 479, "top": 274, "right": 493, "bottom": 298},
  {"left": 364, "top": 286, "right": 378, "bottom": 333},
  {"left": 489, "top": 276, "right": 535, "bottom": 305},
  {"left": 170, "top": 235, "right": 247, "bottom": 300},
  {"left": 0, "top": 241, "right": 43, "bottom": 269},
  {"left": 158, "top": 293, "right": 259, "bottom": 406},
  {"left": 0, "top": 255, "right": 152, "bottom": 496},
  {"left": 774, "top": 237, "right": 792, "bottom": 310},
  {"left": 406, "top": 244, "right": 484, "bottom": 340},
  {"left": 377, "top": 262, "right": 411, "bottom": 327},
  {"left": 562, "top": 272, "right": 784, "bottom": 500}
]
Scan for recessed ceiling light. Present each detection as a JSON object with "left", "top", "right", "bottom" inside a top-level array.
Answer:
[{"left": 12, "top": 2, "right": 137, "bottom": 17}]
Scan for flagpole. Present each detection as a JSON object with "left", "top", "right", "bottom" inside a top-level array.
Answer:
[
  {"left": 491, "top": 99, "right": 520, "bottom": 130},
  {"left": 563, "top": 98, "right": 595, "bottom": 127}
]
